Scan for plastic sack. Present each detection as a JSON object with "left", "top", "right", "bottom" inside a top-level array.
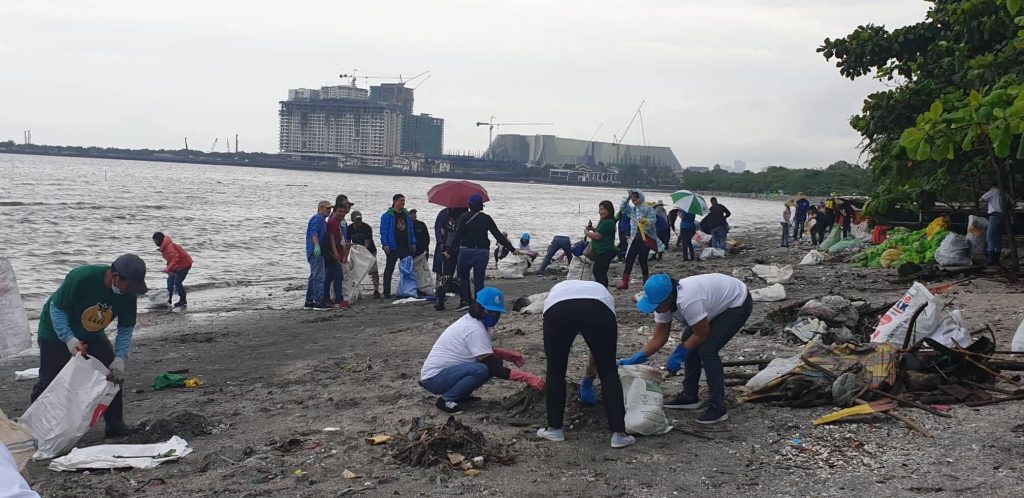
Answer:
[
  {"left": 818, "top": 227, "right": 842, "bottom": 251},
  {"left": 0, "top": 257, "right": 31, "bottom": 361},
  {"left": 785, "top": 317, "right": 828, "bottom": 343},
  {"left": 752, "top": 264, "right": 793, "bottom": 284},
  {"left": 14, "top": 368, "right": 39, "bottom": 381},
  {"left": 342, "top": 245, "right": 375, "bottom": 303},
  {"left": 870, "top": 282, "right": 943, "bottom": 345},
  {"left": 565, "top": 255, "right": 594, "bottom": 281},
  {"left": 934, "top": 233, "right": 972, "bottom": 267},
  {"left": 744, "top": 355, "right": 803, "bottom": 390},
  {"left": 413, "top": 253, "right": 434, "bottom": 294},
  {"left": 618, "top": 365, "right": 672, "bottom": 436},
  {"left": 692, "top": 231, "right": 712, "bottom": 246},
  {"left": 519, "top": 292, "right": 549, "bottom": 315},
  {"left": 397, "top": 256, "right": 419, "bottom": 298},
  {"left": 497, "top": 254, "right": 529, "bottom": 279},
  {"left": 828, "top": 238, "right": 865, "bottom": 253},
  {"left": 699, "top": 247, "right": 725, "bottom": 260},
  {"left": 18, "top": 354, "right": 121, "bottom": 460},
  {"left": 751, "top": 283, "right": 786, "bottom": 302},
  {"left": 1, "top": 408, "right": 34, "bottom": 473},
  {"left": 49, "top": 436, "right": 192, "bottom": 471},
  {"left": 926, "top": 216, "right": 948, "bottom": 240},
  {"left": 966, "top": 215, "right": 988, "bottom": 263},
  {"left": 880, "top": 248, "right": 904, "bottom": 268},
  {"left": 800, "top": 250, "right": 825, "bottom": 265},
  {"left": 1011, "top": 318, "right": 1024, "bottom": 353}
]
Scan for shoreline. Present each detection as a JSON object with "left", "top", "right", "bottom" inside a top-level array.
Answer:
[{"left": 3, "top": 228, "right": 1023, "bottom": 496}]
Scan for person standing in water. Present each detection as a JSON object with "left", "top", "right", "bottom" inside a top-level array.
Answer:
[{"left": 152, "top": 231, "right": 193, "bottom": 308}]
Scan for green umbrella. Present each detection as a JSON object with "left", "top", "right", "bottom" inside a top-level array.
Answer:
[{"left": 670, "top": 190, "right": 709, "bottom": 215}]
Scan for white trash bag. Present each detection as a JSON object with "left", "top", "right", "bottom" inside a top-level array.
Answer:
[
  {"left": 934, "top": 233, "right": 972, "bottom": 267},
  {"left": 49, "top": 436, "right": 192, "bottom": 471},
  {"left": 0, "top": 257, "right": 31, "bottom": 361},
  {"left": 519, "top": 292, "right": 549, "bottom": 315},
  {"left": 752, "top": 264, "right": 793, "bottom": 284},
  {"left": 565, "top": 255, "right": 595, "bottom": 281},
  {"left": 699, "top": 247, "right": 725, "bottom": 260},
  {"left": 18, "top": 354, "right": 121, "bottom": 460},
  {"left": 870, "top": 282, "right": 943, "bottom": 346},
  {"left": 1012, "top": 318, "right": 1024, "bottom": 353},
  {"left": 618, "top": 364, "right": 672, "bottom": 436},
  {"left": 413, "top": 253, "right": 434, "bottom": 295},
  {"left": 497, "top": 254, "right": 530, "bottom": 279},
  {"left": 799, "top": 250, "right": 826, "bottom": 266},
  {"left": 751, "top": 283, "right": 786, "bottom": 302},
  {"left": 342, "top": 245, "right": 375, "bottom": 303},
  {"left": 966, "top": 215, "right": 988, "bottom": 263}
]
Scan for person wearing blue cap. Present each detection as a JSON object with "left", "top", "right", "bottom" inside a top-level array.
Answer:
[
  {"left": 536, "top": 280, "right": 635, "bottom": 449},
  {"left": 621, "top": 273, "right": 752, "bottom": 424},
  {"left": 452, "top": 194, "right": 518, "bottom": 311},
  {"left": 420, "top": 287, "right": 546, "bottom": 414}
]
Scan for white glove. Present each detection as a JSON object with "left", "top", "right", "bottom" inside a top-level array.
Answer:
[
  {"left": 65, "top": 338, "right": 83, "bottom": 355},
  {"left": 108, "top": 357, "right": 126, "bottom": 383}
]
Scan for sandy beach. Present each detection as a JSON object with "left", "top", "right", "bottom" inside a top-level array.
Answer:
[{"left": 3, "top": 229, "right": 1023, "bottom": 498}]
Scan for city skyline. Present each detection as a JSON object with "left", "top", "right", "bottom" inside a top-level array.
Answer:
[{"left": 0, "top": 0, "right": 929, "bottom": 171}]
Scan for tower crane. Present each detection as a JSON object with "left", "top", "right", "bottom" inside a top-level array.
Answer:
[
  {"left": 338, "top": 69, "right": 430, "bottom": 87},
  {"left": 475, "top": 117, "right": 553, "bottom": 156}
]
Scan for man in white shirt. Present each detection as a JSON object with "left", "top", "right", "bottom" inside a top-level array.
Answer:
[
  {"left": 980, "top": 185, "right": 1006, "bottom": 265},
  {"left": 620, "top": 273, "right": 752, "bottom": 424}
]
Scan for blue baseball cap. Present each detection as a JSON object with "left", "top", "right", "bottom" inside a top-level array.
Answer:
[
  {"left": 521, "top": 232, "right": 530, "bottom": 241},
  {"left": 468, "top": 194, "right": 484, "bottom": 206},
  {"left": 475, "top": 287, "right": 507, "bottom": 313},
  {"left": 636, "top": 274, "right": 674, "bottom": 314}
]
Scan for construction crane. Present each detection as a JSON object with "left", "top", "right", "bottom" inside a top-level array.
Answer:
[
  {"left": 338, "top": 69, "right": 430, "bottom": 87},
  {"left": 475, "top": 117, "right": 553, "bottom": 155},
  {"left": 612, "top": 100, "right": 646, "bottom": 164},
  {"left": 209, "top": 138, "right": 219, "bottom": 153}
]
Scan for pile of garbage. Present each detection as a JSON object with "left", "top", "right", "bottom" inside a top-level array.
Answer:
[
  {"left": 851, "top": 218, "right": 950, "bottom": 269},
  {"left": 391, "top": 417, "right": 513, "bottom": 469}
]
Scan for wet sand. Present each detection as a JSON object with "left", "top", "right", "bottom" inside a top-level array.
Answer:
[{"left": 3, "top": 230, "right": 1023, "bottom": 497}]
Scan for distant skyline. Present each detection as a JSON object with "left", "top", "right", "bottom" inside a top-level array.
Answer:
[{"left": 0, "top": 0, "right": 929, "bottom": 171}]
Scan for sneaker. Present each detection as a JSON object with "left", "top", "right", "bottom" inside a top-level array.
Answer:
[
  {"left": 663, "top": 393, "right": 702, "bottom": 410},
  {"left": 696, "top": 406, "right": 729, "bottom": 424},
  {"left": 373, "top": 291, "right": 381, "bottom": 299},
  {"left": 435, "top": 397, "right": 464, "bottom": 414},
  {"left": 337, "top": 301, "right": 350, "bottom": 309},
  {"left": 454, "top": 303, "right": 470, "bottom": 312},
  {"left": 303, "top": 301, "right": 315, "bottom": 309},
  {"left": 610, "top": 432, "right": 636, "bottom": 449},
  {"left": 313, "top": 302, "right": 332, "bottom": 311},
  {"left": 173, "top": 301, "right": 187, "bottom": 308},
  {"left": 104, "top": 420, "right": 132, "bottom": 438},
  {"left": 536, "top": 427, "right": 565, "bottom": 442}
]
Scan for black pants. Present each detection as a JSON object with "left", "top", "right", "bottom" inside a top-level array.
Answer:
[
  {"left": 678, "top": 229, "right": 696, "bottom": 260},
  {"left": 592, "top": 251, "right": 613, "bottom": 287},
  {"left": 32, "top": 336, "right": 124, "bottom": 425},
  {"left": 543, "top": 299, "right": 625, "bottom": 433},
  {"left": 434, "top": 250, "right": 459, "bottom": 305},
  {"left": 811, "top": 225, "right": 826, "bottom": 245},
  {"left": 622, "top": 233, "right": 649, "bottom": 276},
  {"left": 679, "top": 295, "right": 752, "bottom": 410},
  {"left": 382, "top": 247, "right": 410, "bottom": 296}
]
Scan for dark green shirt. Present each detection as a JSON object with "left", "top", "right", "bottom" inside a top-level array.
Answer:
[
  {"left": 38, "top": 265, "right": 137, "bottom": 342},
  {"left": 592, "top": 219, "right": 617, "bottom": 254}
]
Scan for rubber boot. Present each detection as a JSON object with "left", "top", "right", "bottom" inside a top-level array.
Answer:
[{"left": 616, "top": 273, "right": 630, "bottom": 290}]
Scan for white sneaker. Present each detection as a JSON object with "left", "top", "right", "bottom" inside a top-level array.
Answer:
[
  {"left": 536, "top": 427, "right": 565, "bottom": 442},
  {"left": 610, "top": 432, "right": 636, "bottom": 448}
]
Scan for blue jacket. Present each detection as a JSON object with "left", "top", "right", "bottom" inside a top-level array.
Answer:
[
  {"left": 679, "top": 212, "right": 697, "bottom": 231},
  {"left": 380, "top": 208, "right": 416, "bottom": 250},
  {"left": 306, "top": 213, "right": 327, "bottom": 258}
]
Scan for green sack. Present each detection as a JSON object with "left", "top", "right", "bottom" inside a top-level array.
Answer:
[{"left": 152, "top": 372, "right": 188, "bottom": 390}]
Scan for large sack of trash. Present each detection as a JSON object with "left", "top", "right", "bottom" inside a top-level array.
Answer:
[
  {"left": 619, "top": 365, "right": 672, "bottom": 436},
  {"left": 0, "top": 257, "right": 31, "bottom": 361},
  {"left": 870, "top": 282, "right": 970, "bottom": 347},
  {"left": 699, "top": 247, "right": 725, "bottom": 261},
  {"left": 518, "top": 292, "right": 549, "bottom": 315},
  {"left": 752, "top": 264, "right": 793, "bottom": 284},
  {"left": 751, "top": 283, "right": 786, "bottom": 302},
  {"left": 828, "top": 238, "right": 865, "bottom": 253},
  {"left": 966, "top": 215, "right": 988, "bottom": 263},
  {"left": 19, "top": 354, "right": 121, "bottom": 460},
  {"left": 397, "top": 256, "right": 420, "bottom": 297},
  {"left": 413, "top": 253, "right": 434, "bottom": 295},
  {"left": 565, "top": 256, "right": 594, "bottom": 281},
  {"left": 342, "top": 245, "right": 376, "bottom": 303},
  {"left": 818, "top": 227, "right": 843, "bottom": 252},
  {"left": 1, "top": 408, "right": 34, "bottom": 473},
  {"left": 497, "top": 254, "right": 530, "bottom": 279},
  {"left": 934, "top": 233, "right": 972, "bottom": 267},
  {"left": 800, "top": 250, "right": 825, "bottom": 265}
]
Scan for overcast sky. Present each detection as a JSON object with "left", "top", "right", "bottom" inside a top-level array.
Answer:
[{"left": 1, "top": 0, "right": 929, "bottom": 171}]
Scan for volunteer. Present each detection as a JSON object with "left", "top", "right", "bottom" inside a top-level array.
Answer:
[
  {"left": 380, "top": 193, "right": 416, "bottom": 299},
  {"left": 980, "top": 184, "right": 1006, "bottom": 265},
  {"left": 620, "top": 273, "right": 752, "bottom": 424},
  {"left": 419, "top": 288, "right": 545, "bottom": 414},
  {"left": 433, "top": 207, "right": 466, "bottom": 311},
  {"left": 152, "top": 231, "right": 193, "bottom": 308},
  {"left": 616, "top": 189, "right": 662, "bottom": 289},
  {"left": 452, "top": 195, "right": 517, "bottom": 312},
  {"left": 349, "top": 211, "right": 382, "bottom": 299},
  {"left": 537, "top": 232, "right": 573, "bottom": 274},
  {"left": 32, "top": 254, "right": 149, "bottom": 438},
  {"left": 584, "top": 200, "right": 617, "bottom": 287},
  {"left": 304, "top": 200, "right": 332, "bottom": 309},
  {"left": 536, "top": 280, "right": 635, "bottom": 449}
]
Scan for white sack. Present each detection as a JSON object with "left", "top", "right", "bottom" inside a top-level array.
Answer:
[
  {"left": 497, "top": 254, "right": 530, "bottom": 279},
  {"left": 413, "top": 253, "right": 434, "bottom": 294},
  {"left": 934, "top": 233, "right": 972, "bottom": 267},
  {"left": 565, "top": 256, "right": 595, "bottom": 282},
  {"left": 0, "top": 257, "right": 31, "bottom": 361},
  {"left": 618, "top": 365, "right": 672, "bottom": 436},
  {"left": 799, "top": 250, "right": 825, "bottom": 266},
  {"left": 699, "top": 247, "right": 725, "bottom": 261},
  {"left": 49, "top": 436, "right": 192, "bottom": 471},
  {"left": 744, "top": 355, "right": 804, "bottom": 390},
  {"left": 966, "top": 215, "right": 988, "bottom": 263},
  {"left": 0, "top": 408, "right": 34, "bottom": 472},
  {"left": 750, "top": 283, "right": 786, "bottom": 302},
  {"left": 752, "top": 264, "right": 794, "bottom": 284},
  {"left": 870, "top": 282, "right": 944, "bottom": 346},
  {"left": 342, "top": 245, "right": 375, "bottom": 303},
  {"left": 14, "top": 368, "right": 38, "bottom": 381},
  {"left": 520, "top": 292, "right": 549, "bottom": 315}
]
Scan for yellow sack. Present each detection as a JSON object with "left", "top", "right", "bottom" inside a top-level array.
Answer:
[
  {"left": 880, "top": 248, "right": 904, "bottom": 268},
  {"left": 926, "top": 216, "right": 949, "bottom": 240}
]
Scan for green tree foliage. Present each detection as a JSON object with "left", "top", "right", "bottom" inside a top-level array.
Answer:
[{"left": 681, "top": 161, "right": 872, "bottom": 196}]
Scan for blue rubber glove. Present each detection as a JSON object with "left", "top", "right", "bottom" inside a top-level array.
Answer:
[
  {"left": 578, "top": 377, "right": 597, "bottom": 406},
  {"left": 617, "top": 351, "right": 648, "bottom": 366},
  {"left": 666, "top": 345, "right": 690, "bottom": 375},
  {"left": 313, "top": 244, "right": 321, "bottom": 257}
]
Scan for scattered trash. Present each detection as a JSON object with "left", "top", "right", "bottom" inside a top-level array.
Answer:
[
  {"left": 752, "top": 264, "right": 793, "bottom": 284},
  {"left": 464, "top": 469, "right": 482, "bottom": 477},
  {"left": 390, "top": 297, "right": 427, "bottom": 305},
  {"left": 799, "top": 250, "right": 825, "bottom": 265},
  {"left": 699, "top": 247, "right": 725, "bottom": 260},
  {"left": 323, "top": 427, "right": 341, "bottom": 432},
  {"left": 785, "top": 317, "right": 828, "bottom": 343},
  {"left": 813, "top": 400, "right": 895, "bottom": 426},
  {"left": 293, "top": 469, "right": 307, "bottom": 477},
  {"left": 14, "top": 368, "right": 38, "bottom": 381},
  {"left": 48, "top": 436, "right": 192, "bottom": 471},
  {"left": 620, "top": 365, "right": 672, "bottom": 436},
  {"left": 447, "top": 452, "right": 465, "bottom": 465},
  {"left": 342, "top": 469, "right": 360, "bottom": 479},
  {"left": 391, "top": 417, "right": 512, "bottom": 468},
  {"left": 125, "top": 411, "right": 214, "bottom": 444},
  {"left": 870, "top": 282, "right": 970, "bottom": 347},
  {"left": 751, "top": 283, "right": 786, "bottom": 302},
  {"left": 152, "top": 372, "right": 204, "bottom": 390},
  {"left": 366, "top": 434, "right": 392, "bottom": 445}
]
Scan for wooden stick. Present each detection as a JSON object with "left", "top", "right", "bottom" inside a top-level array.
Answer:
[
  {"left": 961, "top": 379, "right": 1024, "bottom": 396},
  {"left": 957, "top": 352, "right": 1023, "bottom": 386},
  {"left": 965, "top": 393, "right": 1024, "bottom": 407}
]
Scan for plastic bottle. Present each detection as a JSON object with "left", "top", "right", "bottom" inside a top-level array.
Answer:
[{"left": 1013, "top": 318, "right": 1024, "bottom": 353}]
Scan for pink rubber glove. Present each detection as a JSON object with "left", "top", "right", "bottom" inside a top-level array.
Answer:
[
  {"left": 509, "top": 370, "right": 546, "bottom": 391},
  {"left": 492, "top": 348, "right": 525, "bottom": 368}
]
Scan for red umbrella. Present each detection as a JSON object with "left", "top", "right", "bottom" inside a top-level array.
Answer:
[{"left": 427, "top": 180, "right": 490, "bottom": 208}]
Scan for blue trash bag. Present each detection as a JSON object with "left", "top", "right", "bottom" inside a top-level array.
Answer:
[
  {"left": 397, "top": 256, "right": 419, "bottom": 297},
  {"left": 571, "top": 241, "right": 589, "bottom": 257}
]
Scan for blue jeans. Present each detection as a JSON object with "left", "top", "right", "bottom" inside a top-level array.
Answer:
[
  {"left": 987, "top": 213, "right": 1005, "bottom": 261},
  {"left": 324, "top": 259, "right": 344, "bottom": 303},
  {"left": 538, "top": 235, "right": 573, "bottom": 273},
  {"left": 421, "top": 362, "right": 491, "bottom": 402},
  {"left": 306, "top": 254, "right": 325, "bottom": 305},
  {"left": 793, "top": 219, "right": 805, "bottom": 239},
  {"left": 166, "top": 266, "right": 190, "bottom": 302},
  {"left": 781, "top": 222, "right": 790, "bottom": 247},
  {"left": 457, "top": 247, "right": 489, "bottom": 305},
  {"left": 680, "top": 294, "right": 752, "bottom": 411},
  {"left": 710, "top": 225, "right": 729, "bottom": 250}
]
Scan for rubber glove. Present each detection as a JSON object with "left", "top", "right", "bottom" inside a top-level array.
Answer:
[
  {"left": 108, "top": 357, "right": 125, "bottom": 384},
  {"left": 65, "top": 338, "right": 85, "bottom": 355},
  {"left": 313, "top": 244, "right": 321, "bottom": 258},
  {"left": 666, "top": 345, "right": 690, "bottom": 375},
  {"left": 617, "top": 351, "right": 648, "bottom": 366},
  {"left": 509, "top": 370, "right": 546, "bottom": 391},
  {"left": 492, "top": 348, "right": 525, "bottom": 368},
  {"left": 578, "top": 376, "right": 597, "bottom": 406}
]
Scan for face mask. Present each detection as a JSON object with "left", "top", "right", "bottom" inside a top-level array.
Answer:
[
  {"left": 111, "top": 283, "right": 123, "bottom": 295},
  {"left": 482, "top": 313, "right": 500, "bottom": 329}
]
